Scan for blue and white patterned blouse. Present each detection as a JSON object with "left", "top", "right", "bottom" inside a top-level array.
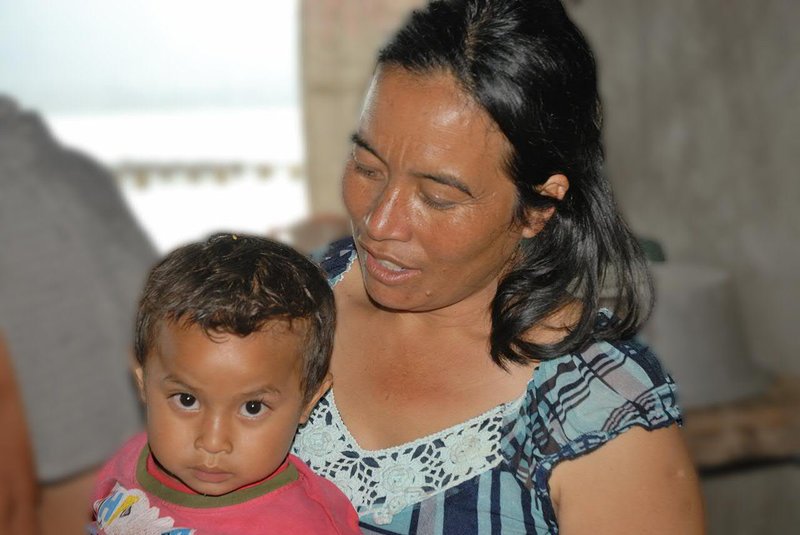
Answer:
[{"left": 293, "top": 238, "right": 681, "bottom": 534}]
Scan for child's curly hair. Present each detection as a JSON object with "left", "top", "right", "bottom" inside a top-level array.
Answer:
[{"left": 135, "top": 233, "right": 335, "bottom": 403}]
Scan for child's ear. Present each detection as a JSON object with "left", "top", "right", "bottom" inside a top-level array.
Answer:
[
  {"left": 132, "top": 363, "right": 146, "bottom": 402},
  {"left": 299, "top": 373, "right": 333, "bottom": 424}
]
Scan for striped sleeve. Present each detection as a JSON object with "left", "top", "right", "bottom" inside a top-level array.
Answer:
[{"left": 525, "top": 337, "right": 682, "bottom": 526}]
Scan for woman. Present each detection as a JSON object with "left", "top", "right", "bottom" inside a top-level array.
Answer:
[{"left": 293, "top": 0, "right": 705, "bottom": 533}]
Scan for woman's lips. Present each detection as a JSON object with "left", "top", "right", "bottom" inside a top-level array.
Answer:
[{"left": 361, "top": 247, "right": 420, "bottom": 285}]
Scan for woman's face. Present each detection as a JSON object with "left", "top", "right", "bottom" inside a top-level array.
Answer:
[{"left": 343, "top": 66, "right": 539, "bottom": 313}]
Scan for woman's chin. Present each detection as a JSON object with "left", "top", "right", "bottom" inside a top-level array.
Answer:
[{"left": 364, "top": 282, "right": 417, "bottom": 312}]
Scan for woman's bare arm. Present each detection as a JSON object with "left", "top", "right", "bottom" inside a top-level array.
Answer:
[
  {"left": 0, "top": 331, "right": 39, "bottom": 535},
  {"left": 551, "top": 425, "right": 706, "bottom": 535}
]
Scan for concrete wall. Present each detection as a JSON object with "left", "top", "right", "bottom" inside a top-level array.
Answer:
[
  {"left": 568, "top": 0, "right": 800, "bottom": 375},
  {"left": 703, "top": 464, "right": 800, "bottom": 535}
]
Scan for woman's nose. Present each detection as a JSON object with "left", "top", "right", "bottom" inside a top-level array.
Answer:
[
  {"left": 363, "top": 184, "right": 412, "bottom": 242},
  {"left": 194, "top": 413, "right": 233, "bottom": 455}
]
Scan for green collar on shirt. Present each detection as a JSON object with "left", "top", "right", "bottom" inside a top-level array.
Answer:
[{"left": 136, "top": 443, "right": 298, "bottom": 508}]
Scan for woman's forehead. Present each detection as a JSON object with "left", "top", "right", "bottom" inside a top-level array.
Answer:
[
  {"left": 364, "top": 65, "right": 478, "bottom": 121},
  {"left": 358, "top": 66, "right": 511, "bottom": 173}
]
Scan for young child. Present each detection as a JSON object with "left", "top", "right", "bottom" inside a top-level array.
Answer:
[{"left": 89, "top": 234, "right": 360, "bottom": 535}]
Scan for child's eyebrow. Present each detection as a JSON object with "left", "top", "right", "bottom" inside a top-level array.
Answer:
[
  {"left": 162, "top": 375, "right": 193, "bottom": 390},
  {"left": 242, "top": 386, "right": 282, "bottom": 398},
  {"left": 162, "top": 375, "right": 282, "bottom": 397}
]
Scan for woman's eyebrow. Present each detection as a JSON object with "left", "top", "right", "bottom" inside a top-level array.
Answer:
[
  {"left": 414, "top": 171, "right": 474, "bottom": 197},
  {"left": 350, "top": 132, "right": 382, "bottom": 161},
  {"left": 351, "top": 132, "right": 473, "bottom": 197}
]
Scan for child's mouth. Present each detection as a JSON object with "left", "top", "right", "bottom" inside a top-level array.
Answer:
[{"left": 192, "top": 467, "right": 232, "bottom": 483}]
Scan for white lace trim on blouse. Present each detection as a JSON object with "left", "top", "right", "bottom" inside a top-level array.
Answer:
[{"left": 292, "top": 389, "right": 524, "bottom": 525}]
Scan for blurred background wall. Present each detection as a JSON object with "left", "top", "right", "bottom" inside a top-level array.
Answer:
[
  {"left": 568, "top": 0, "right": 799, "bottom": 378},
  {"left": 0, "top": 0, "right": 309, "bottom": 253}
]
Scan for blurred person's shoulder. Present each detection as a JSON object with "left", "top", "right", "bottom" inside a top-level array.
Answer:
[{"left": 0, "top": 95, "right": 59, "bottom": 171}]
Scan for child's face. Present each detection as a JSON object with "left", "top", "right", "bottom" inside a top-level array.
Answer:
[{"left": 135, "top": 321, "right": 328, "bottom": 496}]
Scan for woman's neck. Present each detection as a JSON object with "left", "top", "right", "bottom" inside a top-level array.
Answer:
[{"left": 329, "top": 261, "right": 537, "bottom": 450}]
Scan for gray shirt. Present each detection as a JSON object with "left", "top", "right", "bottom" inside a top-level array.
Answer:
[{"left": 0, "top": 97, "right": 156, "bottom": 482}]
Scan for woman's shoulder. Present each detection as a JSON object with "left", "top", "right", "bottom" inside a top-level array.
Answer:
[
  {"left": 508, "top": 311, "right": 681, "bottom": 469},
  {"left": 537, "top": 321, "right": 679, "bottom": 433}
]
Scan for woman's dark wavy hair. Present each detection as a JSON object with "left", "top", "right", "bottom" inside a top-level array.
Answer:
[
  {"left": 378, "top": 0, "right": 653, "bottom": 366},
  {"left": 135, "top": 233, "right": 335, "bottom": 402}
]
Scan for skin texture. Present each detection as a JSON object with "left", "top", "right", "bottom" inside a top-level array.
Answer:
[
  {"left": 344, "top": 66, "right": 542, "bottom": 315},
  {"left": 332, "top": 66, "right": 705, "bottom": 533},
  {"left": 134, "top": 321, "right": 329, "bottom": 496},
  {"left": 551, "top": 426, "right": 706, "bottom": 534},
  {"left": 0, "top": 332, "right": 38, "bottom": 535},
  {"left": 38, "top": 470, "right": 98, "bottom": 535}
]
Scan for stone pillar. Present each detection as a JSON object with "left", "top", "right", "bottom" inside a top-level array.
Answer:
[{"left": 301, "top": 0, "right": 426, "bottom": 216}]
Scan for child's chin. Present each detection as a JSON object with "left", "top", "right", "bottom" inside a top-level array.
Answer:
[
  {"left": 196, "top": 487, "right": 232, "bottom": 496},
  {"left": 183, "top": 472, "right": 239, "bottom": 495},
  {"left": 189, "top": 481, "right": 238, "bottom": 496}
]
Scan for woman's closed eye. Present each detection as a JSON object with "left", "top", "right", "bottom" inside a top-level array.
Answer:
[
  {"left": 351, "top": 150, "right": 384, "bottom": 180},
  {"left": 350, "top": 140, "right": 385, "bottom": 180},
  {"left": 353, "top": 159, "right": 380, "bottom": 179},
  {"left": 239, "top": 400, "right": 269, "bottom": 418},
  {"left": 170, "top": 392, "right": 199, "bottom": 411},
  {"left": 418, "top": 180, "right": 469, "bottom": 210},
  {"left": 420, "top": 191, "right": 456, "bottom": 210}
]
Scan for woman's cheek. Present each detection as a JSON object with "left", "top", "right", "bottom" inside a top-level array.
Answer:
[{"left": 342, "top": 172, "right": 375, "bottom": 222}]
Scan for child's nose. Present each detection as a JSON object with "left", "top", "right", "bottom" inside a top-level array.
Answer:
[{"left": 195, "top": 413, "right": 233, "bottom": 455}]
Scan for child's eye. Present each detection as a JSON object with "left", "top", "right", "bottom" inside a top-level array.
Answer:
[
  {"left": 170, "top": 393, "right": 199, "bottom": 410},
  {"left": 240, "top": 400, "right": 267, "bottom": 418}
]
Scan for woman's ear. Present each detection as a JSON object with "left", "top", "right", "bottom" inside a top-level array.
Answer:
[
  {"left": 537, "top": 173, "right": 569, "bottom": 201},
  {"left": 300, "top": 373, "right": 333, "bottom": 424},
  {"left": 521, "top": 174, "right": 569, "bottom": 239}
]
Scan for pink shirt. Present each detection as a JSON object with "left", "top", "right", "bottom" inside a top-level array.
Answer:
[{"left": 89, "top": 433, "right": 360, "bottom": 535}]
